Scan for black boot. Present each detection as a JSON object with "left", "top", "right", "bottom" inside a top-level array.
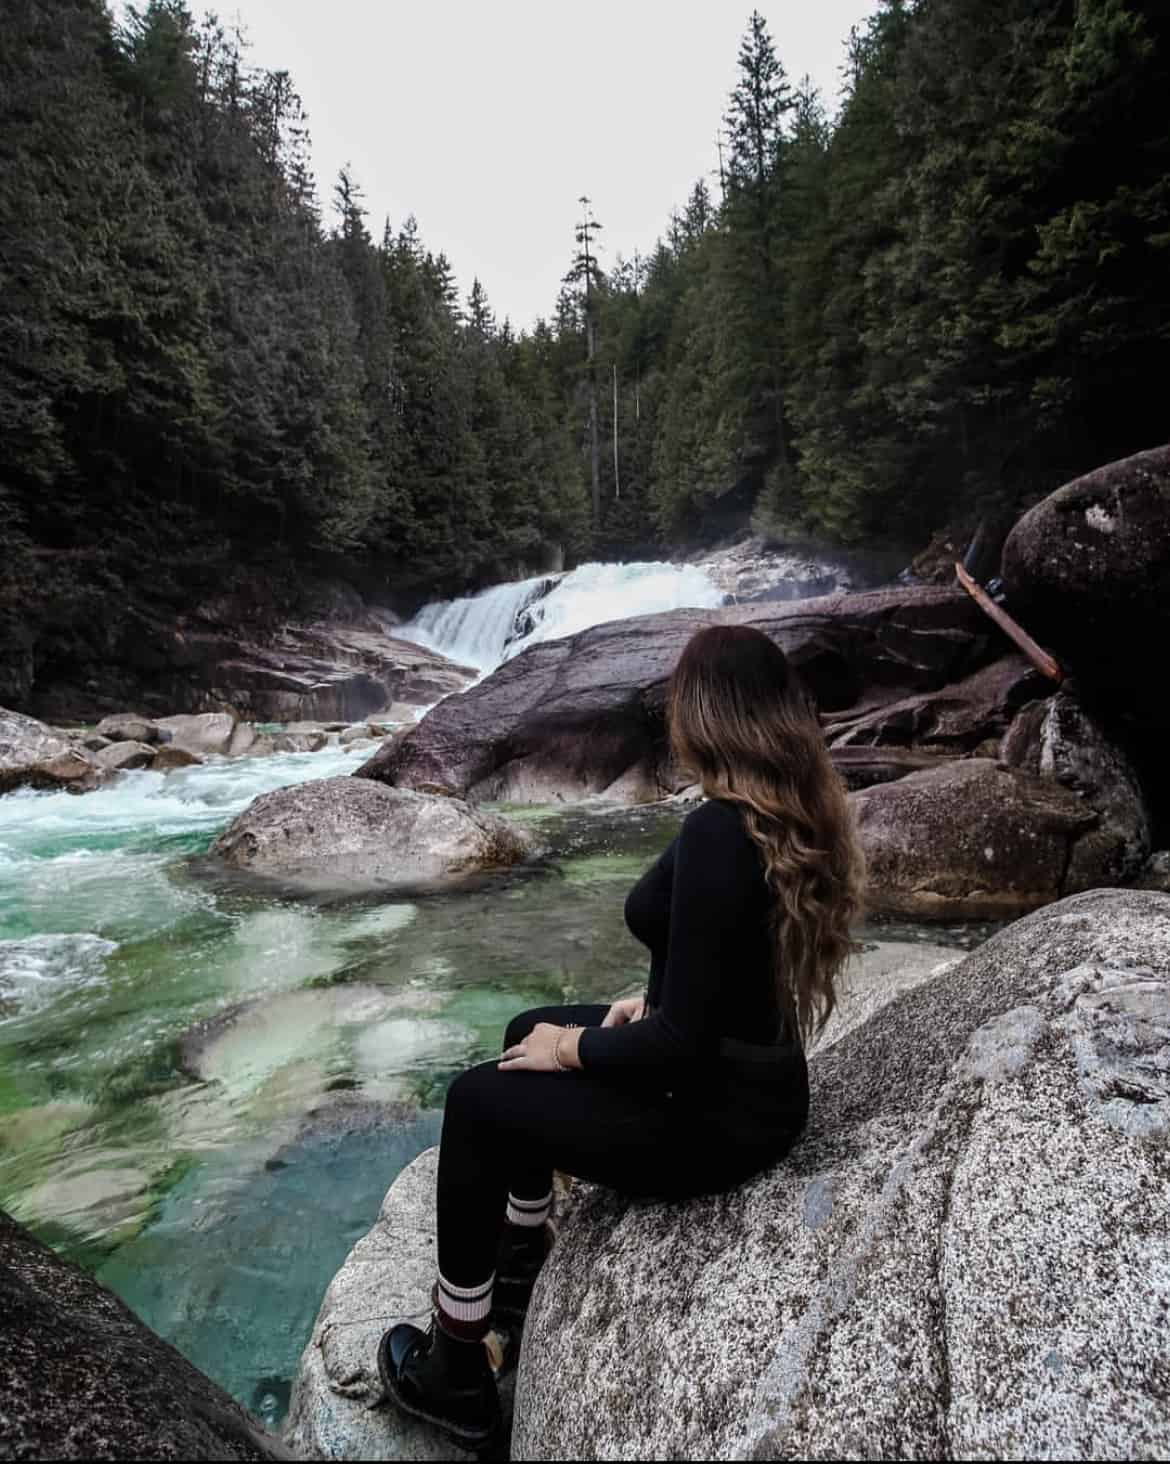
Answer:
[
  {"left": 492, "top": 1219, "right": 556, "bottom": 1328},
  {"left": 378, "top": 1313, "right": 501, "bottom": 1449}
]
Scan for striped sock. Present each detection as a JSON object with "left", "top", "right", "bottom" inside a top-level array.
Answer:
[
  {"left": 505, "top": 1190, "right": 553, "bottom": 1229},
  {"left": 435, "top": 1271, "right": 495, "bottom": 1341}
]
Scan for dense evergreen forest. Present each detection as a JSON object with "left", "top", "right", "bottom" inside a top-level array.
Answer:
[{"left": 3, "top": 0, "right": 1169, "bottom": 705}]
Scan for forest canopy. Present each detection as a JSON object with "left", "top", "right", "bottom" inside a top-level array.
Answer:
[{"left": 2, "top": 0, "right": 1169, "bottom": 695}]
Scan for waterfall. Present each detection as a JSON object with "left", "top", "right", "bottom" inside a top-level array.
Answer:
[
  {"left": 399, "top": 560, "right": 727, "bottom": 674},
  {"left": 398, "top": 574, "right": 560, "bottom": 672}
]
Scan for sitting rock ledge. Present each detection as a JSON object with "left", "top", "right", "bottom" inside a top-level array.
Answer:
[{"left": 511, "top": 887, "right": 1170, "bottom": 1460}]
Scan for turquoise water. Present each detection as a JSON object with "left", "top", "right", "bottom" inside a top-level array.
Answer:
[
  {"left": 0, "top": 744, "right": 681, "bottom": 1424},
  {"left": 0, "top": 741, "right": 993, "bottom": 1426}
]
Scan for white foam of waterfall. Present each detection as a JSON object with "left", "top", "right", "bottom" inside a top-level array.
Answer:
[
  {"left": 398, "top": 575, "right": 557, "bottom": 672},
  {"left": 400, "top": 559, "right": 726, "bottom": 675}
]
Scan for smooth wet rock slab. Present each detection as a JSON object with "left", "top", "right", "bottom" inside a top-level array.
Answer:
[
  {"left": 512, "top": 889, "right": 1170, "bottom": 1461},
  {"left": 208, "top": 778, "right": 534, "bottom": 891}
]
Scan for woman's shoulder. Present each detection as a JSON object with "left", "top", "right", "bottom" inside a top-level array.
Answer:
[{"left": 682, "top": 796, "right": 748, "bottom": 837}]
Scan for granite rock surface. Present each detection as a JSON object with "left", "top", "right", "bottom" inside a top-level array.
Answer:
[
  {"left": 208, "top": 777, "right": 534, "bottom": 892},
  {"left": 0, "top": 1210, "right": 287, "bottom": 1460},
  {"left": 513, "top": 889, "right": 1170, "bottom": 1461}
]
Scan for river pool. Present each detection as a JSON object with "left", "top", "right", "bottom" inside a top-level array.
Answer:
[{"left": 0, "top": 740, "right": 989, "bottom": 1427}]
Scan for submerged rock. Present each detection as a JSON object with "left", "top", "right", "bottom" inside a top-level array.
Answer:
[
  {"left": 208, "top": 777, "right": 534, "bottom": 891},
  {"left": 0, "top": 1209, "right": 285, "bottom": 1459},
  {"left": 513, "top": 888, "right": 1170, "bottom": 1461}
]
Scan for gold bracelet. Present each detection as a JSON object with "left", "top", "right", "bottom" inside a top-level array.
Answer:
[{"left": 553, "top": 1025, "right": 579, "bottom": 1073}]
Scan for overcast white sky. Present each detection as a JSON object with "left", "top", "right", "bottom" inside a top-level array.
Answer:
[{"left": 208, "top": 1, "right": 879, "bottom": 330}]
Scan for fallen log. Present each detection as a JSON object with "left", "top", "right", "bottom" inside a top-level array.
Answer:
[{"left": 954, "top": 562, "right": 1064, "bottom": 684}]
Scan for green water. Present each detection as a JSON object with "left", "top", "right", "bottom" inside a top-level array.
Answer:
[
  {"left": 0, "top": 747, "right": 687, "bottom": 1425},
  {"left": 0, "top": 745, "right": 993, "bottom": 1428}
]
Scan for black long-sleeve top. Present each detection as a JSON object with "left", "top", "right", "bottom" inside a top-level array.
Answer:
[{"left": 577, "top": 797, "right": 784, "bottom": 1080}]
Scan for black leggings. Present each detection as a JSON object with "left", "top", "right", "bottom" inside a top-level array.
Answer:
[{"left": 436, "top": 1004, "right": 792, "bottom": 1287}]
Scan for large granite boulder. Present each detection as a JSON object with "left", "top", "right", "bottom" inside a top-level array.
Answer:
[
  {"left": 155, "top": 711, "right": 238, "bottom": 756},
  {"left": 513, "top": 888, "right": 1170, "bottom": 1461},
  {"left": 1002, "top": 443, "right": 1170, "bottom": 702},
  {"left": 208, "top": 777, "right": 534, "bottom": 891},
  {"left": 0, "top": 1210, "right": 284, "bottom": 1460},
  {"left": 0, "top": 707, "right": 103, "bottom": 795},
  {"left": 356, "top": 587, "right": 994, "bottom": 803},
  {"left": 852, "top": 757, "right": 1105, "bottom": 919}
]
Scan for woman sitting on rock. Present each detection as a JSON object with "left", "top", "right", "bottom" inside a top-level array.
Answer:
[{"left": 378, "top": 624, "right": 866, "bottom": 1449}]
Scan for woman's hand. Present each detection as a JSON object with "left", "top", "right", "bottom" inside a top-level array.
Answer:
[
  {"left": 499, "top": 1022, "right": 582, "bottom": 1073},
  {"left": 601, "top": 996, "right": 645, "bottom": 1028}
]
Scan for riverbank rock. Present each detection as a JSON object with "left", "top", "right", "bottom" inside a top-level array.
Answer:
[
  {"left": 513, "top": 888, "right": 1170, "bottom": 1461},
  {"left": 1002, "top": 442, "right": 1170, "bottom": 702},
  {"left": 156, "top": 710, "right": 238, "bottom": 756},
  {"left": 94, "top": 739, "right": 156, "bottom": 772},
  {"left": 14, "top": 570, "right": 477, "bottom": 726},
  {"left": 208, "top": 777, "right": 533, "bottom": 891},
  {"left": 0, "top": 1210, "right": 285, "bottom": 1460},
  {"left": 0, "top": 707, "right": 105, "bottom": 795},
  {"left": 687, "top": 535, "right": 853, "bottom": 602},
  {"left": 356, "top": 586, "right": 994, "bottom": 802},
  {"left": 95, "top": 712, "right": 166, "bottom": 745},
  {"left": 852, "top": 757, "right": 1108, "bottom": 919},
  {"left": 151, "top": 745, "right": 204, "bottom": 771}
]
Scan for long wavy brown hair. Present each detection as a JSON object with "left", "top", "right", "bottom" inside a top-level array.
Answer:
[{"left": 667, "top": 624, "right": 866, "bottom": 1042}]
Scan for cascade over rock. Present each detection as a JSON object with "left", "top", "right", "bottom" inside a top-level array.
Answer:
[
  {"left": 0, "top": 1210, "right": 285, "bottom": 1460},
  {"left": 356, "top": 586, "right": 994, "bottom": 803},
  {"left": 513, "top": 889, "right": 1170, "bottom": 1461}
]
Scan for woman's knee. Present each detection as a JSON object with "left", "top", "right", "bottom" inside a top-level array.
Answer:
[{"left": 503, "top": 1006, "right": 561, "bottom": 1050}]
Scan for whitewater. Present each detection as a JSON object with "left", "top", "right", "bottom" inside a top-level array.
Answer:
[{"left": 398, "top": 559, "right": 726, "bottom": 674}]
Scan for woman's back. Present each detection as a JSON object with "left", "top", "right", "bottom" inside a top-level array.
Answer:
[{"left": 625, "top": 797, "right": 782, "bottom": 1049}]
